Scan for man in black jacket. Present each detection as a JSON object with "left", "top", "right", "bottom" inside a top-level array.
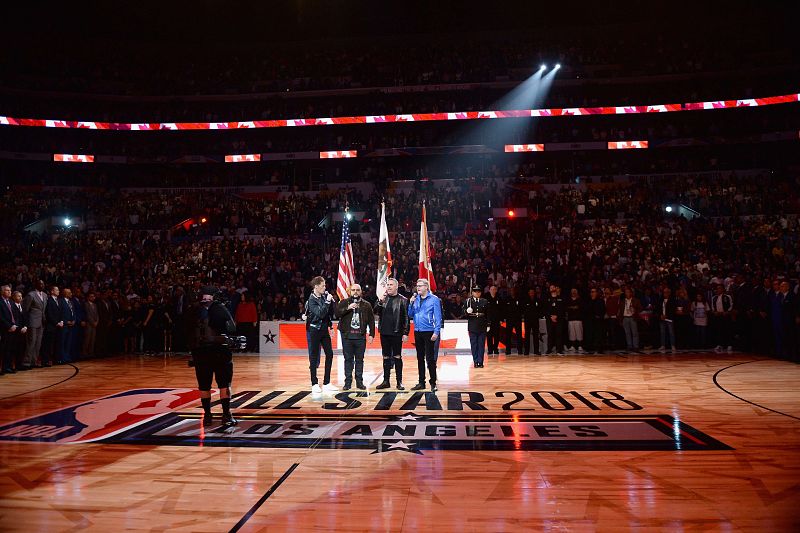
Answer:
[
  {"left": 192, "top": 288, "right": 238, "bottom": 425},
  {"left": 486, "top": 285, "right": 502, "bottom": 355},
  {"left": 304, "top": 276, "right": 337, "bottom": 394},
  {"left": 522, "top": 287, "right": 541, "bottom": 356},
  {"left": 373, "top": 278, "right": 409, "bottom": 389},
  {"left": 336, "top": 283, "right": 375, "bottom": 390},
  {"left": 43, "top": 285, "right": 64, "bottom": 367},
  {"left": 586, "top": 287, "right": 606, "bottom": 353},
  {"left": 545, "top": 284, "right": 566, "bottom": 355},
  {"left": 504, "top": 288, "right": 523, "bottom": 355},
  {"left": 463, "top": 286, "right": 489, "bottom": 367}
]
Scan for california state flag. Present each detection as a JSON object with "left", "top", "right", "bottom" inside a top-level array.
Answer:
[
  {"left": 376, "top": 202, "right": 393, "bottom": 300},
  {"left": 418, "top": 203, "right": 437, "bottom": 291}
]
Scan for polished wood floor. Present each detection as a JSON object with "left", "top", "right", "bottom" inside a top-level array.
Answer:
[{"left": 0, "top": 351, "right": 799, "bottom": 532}]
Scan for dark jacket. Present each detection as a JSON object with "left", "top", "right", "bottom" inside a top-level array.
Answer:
[
  {"left": 45, "top": 296, "right": 62, "bottom": 332},
  {"left": 0, "top": 298, "right": 18, "bottom": 331},
  {"left": 336, "top": 298, "right": 376, "bottom": 339},
  {"left": 486, "top": 294, "right": 503, "bottom": 323},
  {"left": 545, "top": 296, "right": 566, "bottom": 322},
  {"left": 565, "top": 297, "right": 585, "bottom": 322},
  {"left": 305, "top": 292, "right": 335, "bottom": 331},
  {"left": 654, "top": 296, "right": 678, "bottom": 321},
  {"left": 373, "top": 294, "right": 410, "bottom": 336},
  {"left": 522, "top": 297, "right": 541, "bottom": 323},
  {"left": 505, "top": 297, "right": 523, "bottom": 323},
  {"left": 462, "top": 296, "right": 489, "bottom": 333},
  {"left": 587, "top": 297, "right": 606, "bottom": 321},
  {"left": 59, "top": 297, "right": 76, "bottom": 326}
]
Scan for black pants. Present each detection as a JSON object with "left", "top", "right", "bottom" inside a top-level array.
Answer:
[
  {"left": 487, "top": 322, "right": 501, "bottom": 354},
  {"left": 505, "top": 320, "right": 523, "bottom": 354},
  {"left": 414, "top": 331, "right": 437, "bottom": 385},
  {"left": 586, "top": 319, "right": 605, "bottom": 352},
  {"left": 522, "top": 318, "right": 540, "bottom": 355},
  {"left": 341, "top": 337, "right": 366, "bottom": 387},
  {"left": 41, "top": 328, "right": 61, "bottom": 365},
  {"left": 380, "top": 334, "right": 403, "bottom": 384},
  {"left": 307, "top": 328, "right": 333, "bottom": 386},
  {"left": 192, "top": 344, "right": 233, "bottom": 390},
  {"left": 546, "top": 319, "right": 563, "bottom": 353}
]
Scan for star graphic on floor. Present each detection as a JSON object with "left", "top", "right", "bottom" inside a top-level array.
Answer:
[
  {"left": 372, "top": 439, "right": 423, "bottom": 455},
  {"left": 397, "top": 413, "right": 420, "bottom": 421},
  {"left": 263, "top": 330, "right": 276, "bottom": 344}
]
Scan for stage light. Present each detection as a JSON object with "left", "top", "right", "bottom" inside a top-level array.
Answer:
[
  {"left": 345, "top": 213, "right": 353, "bottom": 221},
  {"left": 555, "top": 63, "right": 561, "bottom": 69},
  {"left": 540, "top": 64, "right": 547, "bottom": 70},
  {"left": 665, "top": 206, "right": 673, "bottom": 213},
  {"left": 508, "top": 209, "right": 515, "bottom": 217},
  {"left": 63, "top": 217, "right": 71, "bottom": 227},
  {"left": 200, "top": 217, "right": 208, "bottom": 223}
]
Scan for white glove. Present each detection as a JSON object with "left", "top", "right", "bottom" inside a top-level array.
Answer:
[{"left": 466, "top": 307, "right": 473, "bottom": 314}]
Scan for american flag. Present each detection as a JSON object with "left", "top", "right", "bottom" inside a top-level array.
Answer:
[{"left": 337, "top": 214, "right": 355, "bottom": 300}]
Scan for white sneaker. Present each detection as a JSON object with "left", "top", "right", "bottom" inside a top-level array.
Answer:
[
  {"left": 577, "top": 347, "right": 585, "bottom": 353},
  {"left": 657, "top": 346, "right": 666, "bottom": 352},
  {"left": 726, "top": 346, "right": 733, "bottom": 352},
  {"left": 714, "top": 345, "right": 723, "bottom": 352},
  {"left": 311, "top": 384, "right": 322, "bottom": 394},
  {"left": 565, "top": 346, "right": 575, "bottom": 353},
  {"left": 322, "top": 383, "right": 339, "bottom": 392},
  {"left": 670, "top": 347, "right": 677, "bottom": 353}
]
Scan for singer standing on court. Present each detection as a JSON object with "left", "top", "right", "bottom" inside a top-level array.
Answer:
[
  {"left": 373, "top": 278, "right": 409, "bottom": 390},
  {"left": 463, "top": 286, "right": 488, "bottom": 367},
  {"left": 408, "top": 278, "right": 442, "bottom": 391},
  {"left": 304, "top": 276, "right": 337, "bottom": 394},
  {"left": 336, "top": 284, "right": 375, "bottom": 390}
]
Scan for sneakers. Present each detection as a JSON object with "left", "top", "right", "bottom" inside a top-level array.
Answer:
[
  {"left": 670, "top": 347, "right": 678, "bottom": 353},
  {"left": 430, "top": 383, "right": 438, "bottom": 392},
  {"left": 714, "top": 345, "right": 723, "bottom": 352},
  {"left": 376, "top": 381, "right": 391, "bottom": 390},
  {"left": 577, "top": 347, "right": 585, "bottom": 353},
  {"left": 657, "top": 346, "right": 666, "bottom": 352},
  {"left": 565, "top": 346, "right": 575, "bottom": 353},
  {"left": 311, "top": 383, "right": 322, "bottom": 394},
  {"left": 222, "top": 414, "right": 238, "bottom": 426},
  {"left": 726, "top": 346, "right": 733, "bottom": 352},
  {"left": 322, "top": 383, "right": 339, "bottom": 392}
]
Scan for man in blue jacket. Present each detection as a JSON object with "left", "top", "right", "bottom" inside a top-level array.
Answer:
[{"left": 408, "top": 278, "right": 442, "bottom": 391}]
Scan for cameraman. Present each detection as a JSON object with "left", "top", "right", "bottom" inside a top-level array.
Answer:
[{"left": 192, "top": 289, "right": 238, "bottom": 425}]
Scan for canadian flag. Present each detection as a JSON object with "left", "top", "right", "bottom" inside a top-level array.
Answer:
[{"left": 418, "top": 203, "right": 437, "bottom": 291}]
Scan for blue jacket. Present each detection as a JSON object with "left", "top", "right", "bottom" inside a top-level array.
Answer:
[{"left": 408, "top": 292, "right": 442, "bottom": 335}]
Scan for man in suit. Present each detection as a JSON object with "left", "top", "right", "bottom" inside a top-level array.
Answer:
[
  {"left": 82, "top": 292, "right": 99, "bottom": 358},
  {"left": 59, "top": 288, "right": 77, "bottom": 363},
  {"left": 1, "top": 285, "right": 23, "bottom": 374},
  {"left": 43, "top": 285, "right": 64, "bottom": 366},
  {"left": 22, "top": 280, "right": 47, "bottom": 369},
  {"left": 10, "top": 291, "right": 28, "bottom": 371}
]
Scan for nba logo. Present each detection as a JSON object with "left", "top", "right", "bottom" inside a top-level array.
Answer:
[{"left": 0, "top": 389, "right": 202, "bottom": 444}]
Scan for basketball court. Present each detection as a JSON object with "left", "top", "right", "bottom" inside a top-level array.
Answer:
[{"left": 0, "top": 351, "right": 798, "bottom": 531}]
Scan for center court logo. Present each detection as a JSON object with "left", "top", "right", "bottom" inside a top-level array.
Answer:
[{"left": 0, "top": 389, "right": 730, "bottom": 453}]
